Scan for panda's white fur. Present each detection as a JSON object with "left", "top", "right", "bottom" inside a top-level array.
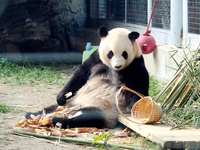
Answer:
[
  {"left": 67, "top": 75, "right": 125, "bottom": 127},
  {"left": 99, "top": 28, "right": 142, "bottom": 71},
  {"left": 26, "top": 26, "right": 149, "bottom": 129}
]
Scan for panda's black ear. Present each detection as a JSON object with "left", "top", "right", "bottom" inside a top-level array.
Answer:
[
  {"left": 128, "top": 32, "right": 140, "bottom": 41},
  {"left": 98, "top": 26, "right": 108, "bottom": 38}
]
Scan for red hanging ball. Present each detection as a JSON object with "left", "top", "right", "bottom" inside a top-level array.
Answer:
[{"left": 136, "top": 33, "right": 156, "bottom": 54}]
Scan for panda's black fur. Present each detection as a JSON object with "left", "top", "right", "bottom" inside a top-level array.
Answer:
[{"left": 26, "top": 26, "right": 149, "bottom": 129}]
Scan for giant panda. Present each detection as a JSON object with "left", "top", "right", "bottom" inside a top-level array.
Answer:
[{"left": 26, "top": 26, "right": 149, "bottom": 129}]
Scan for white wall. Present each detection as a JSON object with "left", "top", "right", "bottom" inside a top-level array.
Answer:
[{"left": 143, "top": 42, "right": 184, "bottom": 80}]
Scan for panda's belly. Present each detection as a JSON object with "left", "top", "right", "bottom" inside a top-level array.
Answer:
[{"left": 68, "top": 76, "right": 122, "bottom": 110}]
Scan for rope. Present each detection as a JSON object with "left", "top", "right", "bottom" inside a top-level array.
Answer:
[{"left": 145, "top": 0, "right": 157, "bottom": 35}]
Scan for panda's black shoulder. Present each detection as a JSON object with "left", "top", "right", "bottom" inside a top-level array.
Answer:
[
  {"left": 119, "top": 55, "right": 148, "bottom": 82},
  {"left": 88, "top": 50, "right": 109, "bottom": 77},
  {"left": 84, "top": 50, "right": 102, "bottom": 65},
  {"left": 82, "top": 50, "right": 109, "bottom": 76},
  {"left": 79, "top": 50, "right": 102, "bottom": 74},
  {"left": 120, "top": 55, "right": 149, "bottom": 94},
  {"left": 128, "top": 55, "right": 146, "bottom": 70}
]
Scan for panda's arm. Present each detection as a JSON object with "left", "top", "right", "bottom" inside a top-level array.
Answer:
[
  {"left": 57, "top": 50, "right": 102, "bottom": 105},
  {"left": 123, "top": 56, "right": 149, "bottom": 111},
  {"left": 131, "top": 56, "right": 149, "bottom": 96}
]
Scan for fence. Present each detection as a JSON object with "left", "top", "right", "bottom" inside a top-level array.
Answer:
[
  {"left": 183, "top": 0, "right": 200, "bottom": 49},
  {"left": 89, "top": 0, "right": 200, "bottom": 50}
]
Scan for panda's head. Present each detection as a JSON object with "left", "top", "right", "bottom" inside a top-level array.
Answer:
[{"left": 98, "top": 26, "right": 142, "bottom": 71}]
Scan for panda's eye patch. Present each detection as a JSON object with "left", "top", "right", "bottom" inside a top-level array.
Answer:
[
  {"left": 107, "top": 51, "right": 114, "bottom": 59},
  {"left": 122, "top": 51, "right": 128, "bottom": 59}
]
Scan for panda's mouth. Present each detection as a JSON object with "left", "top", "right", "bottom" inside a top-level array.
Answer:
[
  {"left": 113, "top": 65, "right": 124, "bottom": 71},
  {"left": 114, "top": 65, "right": 122, "bottom": 69}
]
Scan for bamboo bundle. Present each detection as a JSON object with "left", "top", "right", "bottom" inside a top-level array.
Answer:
[{"left": 155, "top": 48, "right": 200, "bottom": 128}]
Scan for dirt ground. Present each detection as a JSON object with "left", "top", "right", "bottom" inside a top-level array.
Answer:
[
  {"left": 0, "top": 83, "right": 138, "bottom": 150},
  {"left": 0, "top": 83, "right": 100, "bottom": 150}
]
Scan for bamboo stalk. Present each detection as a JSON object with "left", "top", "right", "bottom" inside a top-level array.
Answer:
[
  {"left": 12, "top": 129, "right": 140, "bottom": 150},
  {"left": 154, "top": 63, "right": 187, "bottom": 102},
  {"left": 185, "top": 88, "right": 198, "bottom": 108},
  {"left": 161, "top": 74, "right": 187, "bottom": 108},
  {"left": 165, "top": 77, "right": 189, "bottom": 113},
  {"left": 177, "top": 82, "right": 193, "bottom": 108}
]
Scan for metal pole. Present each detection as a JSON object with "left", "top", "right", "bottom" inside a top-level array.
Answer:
[
  {"left": 148, "top": 0, "right": 152, "bottom": 28},
  {"left": 0, "top": 52, "right": 82, "bottom": 64},
  {"left": 125, "top": 0, "right": 127, "bottom": 23},
  {"left": 170, "top": 0, "right": 183, "bottom": 46}
]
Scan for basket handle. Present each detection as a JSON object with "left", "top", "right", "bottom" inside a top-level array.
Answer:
[
  {"left": 120, "top": 86, "right": 145, "bottom": 98},
  {"left": 115, "top": 86, "right": 144, "bottom": 123}
]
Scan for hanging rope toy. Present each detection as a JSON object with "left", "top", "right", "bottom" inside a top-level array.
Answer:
[{"left": 137, "top": 0, "right": 157, "bottom": 54}]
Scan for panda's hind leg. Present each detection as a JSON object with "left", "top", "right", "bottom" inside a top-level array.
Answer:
[
  {"left": 25, "top": 104, "right": 58, "bottom": 119},
  {"left": 52, "top": 107, "right": 105, "bottom": 129}
]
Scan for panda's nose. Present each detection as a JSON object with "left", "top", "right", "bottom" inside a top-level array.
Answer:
[{"left": 115, "top": 65, "right": 122, "bottom": 69}]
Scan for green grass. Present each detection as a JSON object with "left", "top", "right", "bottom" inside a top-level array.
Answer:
[
  {"left": 0, "top": 58, "right": 77, "bottom": 85},
  {"left": 0, "top": 103, "right": 22, "bottom": 113},
  {"left": 149, "top": 76, "right": 166, "bottom": 100},
  {"left": 0, "top": 103, "right": 8, "bottom": 113},
  {"left": 0, "top": 58, "right": 164, "bottom": 97}
]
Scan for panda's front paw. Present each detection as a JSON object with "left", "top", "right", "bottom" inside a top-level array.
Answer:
[
  {"left": 52, "top": 117, "right": 69, "bottom": 129},
  {"left": 57, "top": 93, "right": 67, "bottom": 106},
  {"left": 25, "top": 111, "right": 43, "bottom": 119}
]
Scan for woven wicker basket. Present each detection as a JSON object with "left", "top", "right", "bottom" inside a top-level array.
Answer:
[
  {"left": 131, "top": 96, "right": 162, "bottom": 123},
  {"left": 116, "top": 86, "right": 162, "bottom": 124}
]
